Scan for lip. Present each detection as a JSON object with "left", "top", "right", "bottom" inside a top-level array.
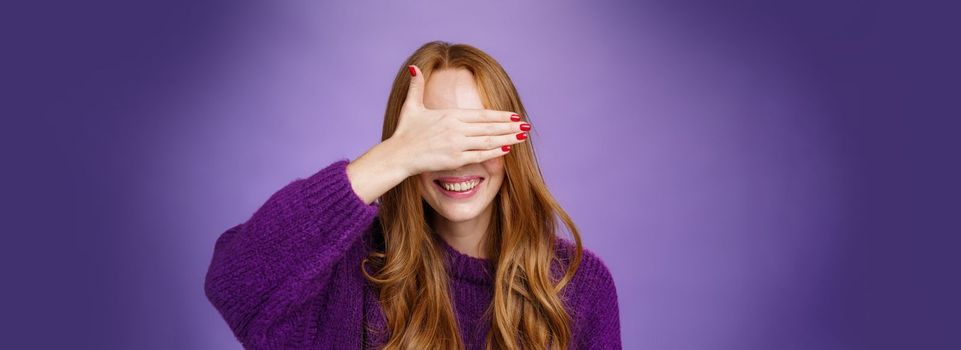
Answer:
[{"left": 433, "top": 176, "right": 484, "bottom": 199}]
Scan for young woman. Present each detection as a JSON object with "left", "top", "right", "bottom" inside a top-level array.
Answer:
[{"left": 205, "top": 41, "right": 621, "bottom": 349}]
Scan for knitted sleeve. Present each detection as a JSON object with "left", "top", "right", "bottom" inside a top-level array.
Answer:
[{"left": 203, "top": 159, "right": 379, "bottom": 349}]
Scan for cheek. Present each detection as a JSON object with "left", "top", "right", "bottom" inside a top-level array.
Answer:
[
  {"left": 418, "top": 175, "right": 434, "bottom": 196},
  {"left": 481, "top": 159, "right": 506, "bottom": 195},
  {"left": 481, "top": 158, "right": 505, "bottom": 178}
]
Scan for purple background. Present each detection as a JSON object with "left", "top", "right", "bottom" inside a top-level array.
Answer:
[{"left": 4, "top": 0, "right": 959, "bottom": 349}]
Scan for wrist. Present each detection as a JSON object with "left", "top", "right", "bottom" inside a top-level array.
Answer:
[
  {"left": 375, "top": 137, "right": 413, "bottom": 179},
  {"left": 345, "top": 139, "right": 411, "bottom": 205}
]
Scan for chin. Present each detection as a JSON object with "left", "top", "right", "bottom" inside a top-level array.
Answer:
[{"left": 434, "top": 204, "right": 486, "bottom": 223}]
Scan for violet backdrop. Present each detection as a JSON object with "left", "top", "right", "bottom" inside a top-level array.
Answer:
[{"left": 3, "top": 0, "right": 958, "bottom": 349}]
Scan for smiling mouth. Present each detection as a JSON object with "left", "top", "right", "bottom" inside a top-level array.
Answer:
[{"left": 433, "top": 175, "right": 485, "bottom": 193}]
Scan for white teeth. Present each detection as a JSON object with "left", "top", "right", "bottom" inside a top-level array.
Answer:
[{"left": 440, "top": 179, "right": 479, "bottom": 192}]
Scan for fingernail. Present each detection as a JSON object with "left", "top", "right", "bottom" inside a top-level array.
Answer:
[
  {"left": 510, "top": 114, "right": 521, "bottom": 122},
  {"left": 408, "top": 66, "right": 416, "bottom": 77},
  {"left": 520, "top": 123, "right": 531, "bottom": 131},
  {"left": 502, "top": 145, "right": 511, "bottom": 152},
  {"left": 516, "top": 132, "right": 527, "bottom": 140}
]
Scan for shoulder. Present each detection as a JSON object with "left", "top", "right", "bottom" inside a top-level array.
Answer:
[
  {"left": 554, "top": 237, "right": 622, "bottom": 346},
  {"left": 553, "top": 237, "right": 617, "bottom": 298}
]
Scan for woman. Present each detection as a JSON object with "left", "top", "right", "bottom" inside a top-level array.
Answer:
[{"left": 205, "top": 41, "right": 621, "bottom": 349}]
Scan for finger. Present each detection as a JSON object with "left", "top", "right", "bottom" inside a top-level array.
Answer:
[
  {"left": 456, "top": 109, "right": 522, "bottom": 123},
  {"left": 462, "top": 121, "right": 530, "bottom": 137},
  {"left": 404, "top": 65, "right": 424, "bottom": 109},
  {"left": 463, "top": 132, "right": 528, "bottom": 151},
  {"left": 462, "top": 146, "right": 512, "bottom": 164}
]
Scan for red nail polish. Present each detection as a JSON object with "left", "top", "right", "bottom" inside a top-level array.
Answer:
[
  {"left": 501, "top": 145, "right": 511, "bottom": 152},
  {"left": 408, "top": 66, "right": 416, "bottom": 77},
  {"left": 510, "top": 114, "right": 521, "bottom": 122},
  {"left": 516, "top": 132, "right": 527, "bottom": 140},
  {"left": 520, "top": 123, "right": 531, "bottom": 131}
]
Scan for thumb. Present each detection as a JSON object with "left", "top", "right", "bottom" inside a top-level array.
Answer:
[{"left": 404, "top": 65, "right": 425, "bottom": 109}]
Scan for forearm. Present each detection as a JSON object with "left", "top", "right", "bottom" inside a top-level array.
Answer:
[
  {"left": 205, "top": 160, "right": 380, "bottom": 344},
  {"left": 346, "top": 138, "right": 412, "bottom": 205}
]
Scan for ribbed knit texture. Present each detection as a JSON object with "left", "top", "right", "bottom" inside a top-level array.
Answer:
[{"left": 204, "top": 159, "right": 621, "bottom": 349}]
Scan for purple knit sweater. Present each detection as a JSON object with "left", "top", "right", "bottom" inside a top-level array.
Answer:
[{"left": 204, "top": 159, "right": 621, "bottom": 349}]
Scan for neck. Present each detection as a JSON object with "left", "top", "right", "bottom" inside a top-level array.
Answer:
[{"left": 431, "top": 203, "right": 493, "bottom": 259}]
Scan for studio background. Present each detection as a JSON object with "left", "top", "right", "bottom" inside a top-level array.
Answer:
[{"left": 3, "top": 0, "right": 958, "bottom": 349}]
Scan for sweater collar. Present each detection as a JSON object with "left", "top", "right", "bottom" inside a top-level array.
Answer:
[{"left": 438, "top": 237, "right": 495, "bottom": 285}]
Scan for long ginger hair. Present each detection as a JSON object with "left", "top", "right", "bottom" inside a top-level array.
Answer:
[{"left": 361, "top": 41, "right": 584, "bottom": 349}]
